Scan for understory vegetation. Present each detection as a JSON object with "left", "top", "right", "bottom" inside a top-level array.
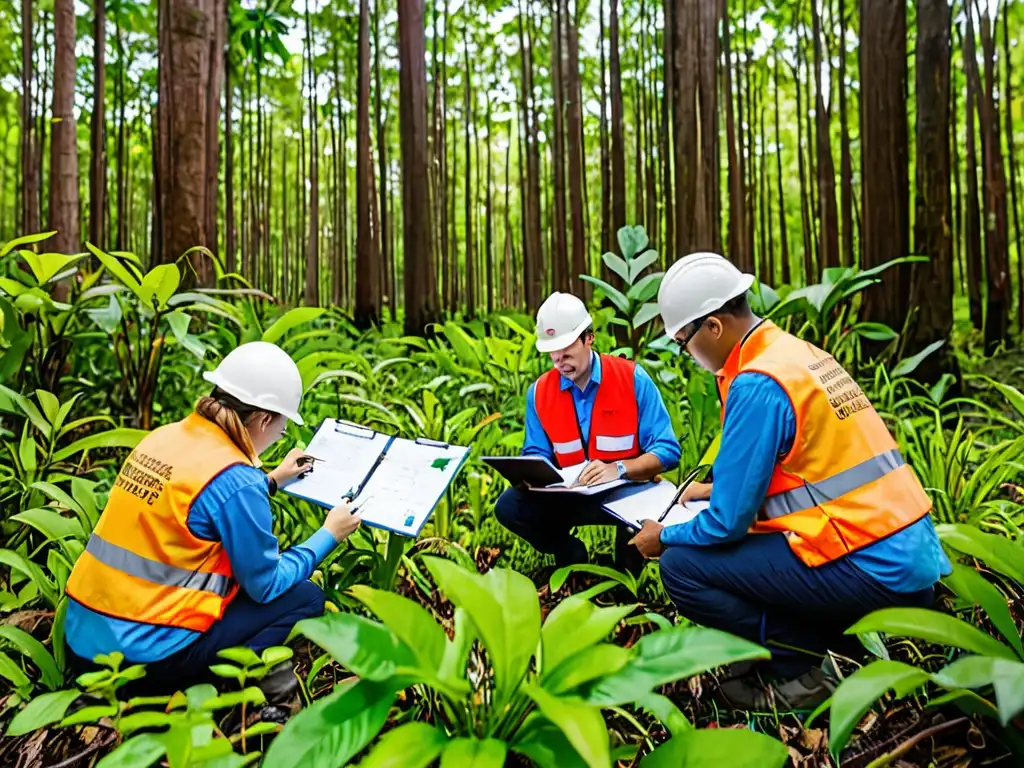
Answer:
[{"left": 0, "top": 229, "right": 1021, "bottom": 767}]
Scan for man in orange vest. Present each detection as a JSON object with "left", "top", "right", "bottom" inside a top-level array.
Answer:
[
  {"left": 495, "top": 292, "right": 680, "bottom": 574},
  {"left": 631, "top": 252, "right": 951, "bottom": 710}
]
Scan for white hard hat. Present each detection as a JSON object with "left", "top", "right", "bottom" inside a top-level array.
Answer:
[
  {"left": 202, "top": 341, "right": 305, "bottom": 425},
  {"left": 658, "top": 252, "right": 755, "bottom": 338},
  {"left": 535, "top": 292, "right": 593, "bottom": 353}
]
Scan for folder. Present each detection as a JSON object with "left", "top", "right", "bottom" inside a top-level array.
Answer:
[
  {"left": 280, "top": 419, "right": 470, "bottom": 537},
  {"left": 482, "top": 455, "right": 630, "bottom": 495}
]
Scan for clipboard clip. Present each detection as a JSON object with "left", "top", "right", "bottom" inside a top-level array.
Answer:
[
  {"left": 333, "top": 419, "right": 378, "bottom": 439},
  {"left": 414, "top": 437, "right": 450, "bottom": 448}
]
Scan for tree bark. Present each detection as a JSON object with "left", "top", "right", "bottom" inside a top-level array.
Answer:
[
  {"left": 50, "top": 0, "right": 80, "bottom": 259},
  {"left": 304, "top": 0, "right": 319, "bottom": 306},
  {"left": 463, "top": 14, "right": 475, "bottom": 316},
  {"left": 599, "top": 0, "right": 611, "bottom": 255},
  {"left": 609, "top": 0, "right": 626, "bottom": 241},
  {"left": 566, "top": 0, "right": 586, "bottom": 296},
  {"left": 90, "top": 0, "right": 107, "bottom": 248},
  {"left": 661, "top": 0, "right": 674, "bottom": 265},
  {"left": 859, "top": 0, "right": 910, "bottom": 334},
  {"left": 225, "top": 52, "right": 236, "bottom": 273},
  {"left": 374, "top": 0, "right": 392, "bottom": 312},
  {"left": 909, "top": 0, "right": 953, "bottom": 381},
  {"left": 551, "top": 0, "right": 569, "bottom": 292},
  {"left": 976, "top": 6, "right": 1010, "bottom": 354},
  {"left": 398, "top": 0, "right": 438, "bottom": 334},
  {"left": 838, "top": 0, "right": 854, "bottom": 265},
  {"left": 21, "top": 0, "right": 39, "bottom": 237},
  {"left": 774, "top": 53, "right": 791, "bottom": 285},
  {"left": 202, "top": 0, "right": 223, "bottom": 283},
  {"left": 1003, "top": 0, "right": 1023, "bottom": 332},
  {"left": 115, "top": 12, "right": 127, "bottom": 250},
  {"left": 964, "top": 17, "right": 984, "bottom": 331},
  {"left": 812, "top": 0, "right": 840, "bottom": 271},
  {"left": 722, "top": 0, "right": 748, "bottom": 272},
  {"left": 355, "top": 0, "right": 380, "bottom": 324}
]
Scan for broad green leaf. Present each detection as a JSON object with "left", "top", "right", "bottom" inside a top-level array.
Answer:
[
  {"left": 349, "top": 586, "right": 447, "bottom": 672},
  {"left": 358, "top": 722, "right": 448, "bottom": 768},
  {"left": 296, "top": 612, "right": 418, "bottom": 682},
  {"left": 628, "top": 250, "right": 660, "bottom": 282},
  {"left": 828, "top": 660, "right": 930, "bottom": 757},
  {"left": 0, "top": 384, "right": 52, "bottom": 435},
  {"left": 87, "top": 243, "right": 142, "bottom": 293},
  {"left": 424, "top": 558, "right": 540, "bottom": 707},
  {"left": 0, "top": 625, "right": 63, "bottom": 690},
  {"left": 543, "top": 644, "right": 631, "bottom": 695},
  {"left": 639, "top": 729, "right": 788, "bottom": 768},
  {"left": 634, "top": 692, "right": 691, "bottom": 735},
  {"left": 0, "top": 651, "right": 30, "bottom": 690},
  {"left": 549, "top": 564, "right": 636, "bottom": 595},
  {"left": 437, "top": 606, "right": 475, "bottom": 692},
  {"left": 35, "top": 390, "right": 60, "bottom": 424},
  {"left": 439, "top": 738, "right": 507, "bottom": 768},
  {"left": 32, "top": 481, "right": 86, "bottom": 515},
  {"left": 632, "top": 302, "right": 661, "bottom": 329},
  {"left": 0, "top": 549, "right": 57, "bottom": 607},
  {"left": 937, "top": 523, "right": 1024, "bottom": 584},
  {"left": 944, "top": 564, "right": 1024, "bottom": 659},
  {"left": 262, "top": 307, "right": 326, "bottom": 344},
  {"left": 983, "top": 377, "right": 1024, "bottom": 420},
  {"left": 96, "top": 734, "right": 166, "bottom": 768},
  {"left": 927, "top": 689, "right": 1000, "bottom": 720},
  {"left": 0, "top": 277, "right": 28, "bottom": 296},
  {"left": 617, "top": 225, "right": 649, "bottom": 258},
  {"left": 583, "top": 627, "right": 769, "bottom": 706},
  {"left": 21, "top": 251, "right": 87, "bottom": 285},
  {"left": 602, "top": 252, "right": 629, "bottom": 283},
  {"left": 261, "top": 646, "right": 294, "bottom": 668},
  {"left": 6, "top": 689, "right": 81, "bottom": 736},
  {"left": 847, "top": 607, "right": 1018, "bottom": 661},
  {"left": 52, "top": 427, "right": 148, "bottom": 463},
  {"left": 935, "top": 656, "right": 1024, "bottom": 726},
  {"left": 523, "top": 684, "right": 609, "bottom": 768},
  {"left": 441, "top": 322, "right": 485, "bottom": 368},
  {"left": 626, "top": 272, "right": 663, "bottom": 303},
  {"left": 890, "top": 339, "right": 945, "bottom": 378},
  {"left": 139, "top": 264, "right": 181, "bottom": 310},
  {"left": 512, "top": 715, "right": 589, "bottom": 768},
  {"left": 541, "top": 595, "right": 635, "bottom": 676},
  {"left": 12, "top": 508, "right": 84, "bottom": 542},
  {"left": 262, "top": 678, "right": 395, "bottom": 768},
  {"left": 1, "top": 231, "right": 57, "bottom": 258},
  {"left": 86, "top": 295, "right": 124, "bottom": 334},
  {"left": 579, "top": 276, "right": 629, "bottom": 313},
  {"left": 60, "top": 704, "right": 119, "bottom": 727},
  {"left": 203, "top": 688, "right": 267, "bottom": 711},
  {"left": 851, "top": 322, "right": 898, "bottom": 342},
  {"left": 216, "top": 647, "right": 262, "bottom": 668}
]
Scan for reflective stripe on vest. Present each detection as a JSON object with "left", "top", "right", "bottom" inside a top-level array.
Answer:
[
  {"left": 533, "top": 354, "right": 640, "bottom": 468},
  {"left": 717, "top": 321, "right": 932, "bottom": 567},
  {"left": 763, "top": 448, "right": 905, "bottom": 519},
  {"left": 84, "top": 533, "right": 233, "bottom": 597}
]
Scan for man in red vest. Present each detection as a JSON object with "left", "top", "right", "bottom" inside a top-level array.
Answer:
[
  {"left": 630, "top": 252, "right": 950, "bottom": 710},
  {"left": 495, "top": 292, "right": 680, "bottom": 573}
]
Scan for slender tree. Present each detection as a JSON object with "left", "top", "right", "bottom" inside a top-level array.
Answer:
[
  {"left": 304, "top": 0, "right": 319, "bottom": 306},
  {"left": 838, "top": 0, "right": 854, "bottom": 265},
  {"left": 963, "top": 17, "right": 984, "bottom": 330},
  {"left": 566, "top": 0, "right": 586, "bottom": 295},
  {"left": 90, "top": 0, "right": 107, "bottom": 248},
  {"left": 609, "top": 0, "right": 626, "bottom": 240},
  {"left": 21, "top": 0, "right": 38, "bottom": 237},
  {"left": 50, "top": 0, "right": 80, "bottom": 259},
  {"left": 811, "top": 0, "right": 840, "bottom": 270},
  {"left": 355, "top": 0, "right": 380, "bottom": 325}
]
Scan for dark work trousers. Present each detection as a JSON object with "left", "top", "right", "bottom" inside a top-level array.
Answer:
[
  {"left": 659, "top": 533, "right": 936, "bottom": 679},
  {"left": 494, "top": 486, "right": 643, "bottom": 572},
  {"left": 68, "top": 580, "right": 325, "bottom": 696}
]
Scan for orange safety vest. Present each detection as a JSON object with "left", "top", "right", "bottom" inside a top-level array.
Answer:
[
  {"left": 534, "top": 354, "right": 641, "bottom": 468},
  {"left": 66, "top": 413, "right": 247, "bottom": 632},
  {"left": 717, "top": 321, "right": 932, "bottom": 567}
]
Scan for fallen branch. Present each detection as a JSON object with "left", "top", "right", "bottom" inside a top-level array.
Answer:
[
  {"left": 864, "top": 716, "right": 968, "bottom": 768},
  {"left": 47, "top": 732, "right": 118, "bottom": 768}
]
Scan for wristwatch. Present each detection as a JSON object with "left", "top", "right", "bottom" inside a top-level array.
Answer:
[{"left": 615, "top": 461, "right": 627, "bottom": 479}]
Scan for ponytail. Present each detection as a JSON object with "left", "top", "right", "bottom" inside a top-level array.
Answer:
[{"left": 196, "top": 389, "right": 268, "bottom": 462}]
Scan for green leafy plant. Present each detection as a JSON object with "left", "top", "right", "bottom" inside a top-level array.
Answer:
[{"left": 266, "top": 557, "right": 777, "bottom": 767}]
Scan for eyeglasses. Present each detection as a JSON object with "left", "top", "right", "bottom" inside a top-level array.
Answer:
[{"left": 676, "top": 316, "right": 709, "bottom": 355}]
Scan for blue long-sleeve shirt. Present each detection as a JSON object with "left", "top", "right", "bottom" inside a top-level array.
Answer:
[
  {"left": 659, "top": 372, "right": 951, "bottom": 593},
  {"left": 522, "top": 353, "right": 681, "bottom": 472},
  {"left": 66, "top": 465, "right": 337, "bottom": 663}
]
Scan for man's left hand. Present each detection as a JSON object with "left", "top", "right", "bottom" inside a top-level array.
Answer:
[
  {"left": 576, "top": 460, "right": 620, "bottom": 486},
  {"left": 629, "top": 520, "right": 665, "bottom": 559}
]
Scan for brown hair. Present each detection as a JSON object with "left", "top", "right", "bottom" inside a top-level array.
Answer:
[{"left": 196, "top": 388, "right": 270, "bottom": 462}]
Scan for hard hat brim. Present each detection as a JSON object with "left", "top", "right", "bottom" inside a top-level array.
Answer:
[
  {"left": 535, "top": 315, "right": 593, "bottom": 353},
  {"left": 202, "top": 371, "right": 305, "bottom": 425},
  {"left": 662, "top": 272, "right": 756, "bottom": 339}
]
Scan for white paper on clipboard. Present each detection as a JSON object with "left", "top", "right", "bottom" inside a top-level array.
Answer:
[{"left": 602, "top": 481, "right": 710, "bottom": 529}]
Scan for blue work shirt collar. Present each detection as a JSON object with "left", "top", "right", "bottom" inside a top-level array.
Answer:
[{"left": 560, "top": 351, "right": 601, "bottom": 391}]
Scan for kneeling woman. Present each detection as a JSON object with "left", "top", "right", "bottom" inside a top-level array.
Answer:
[{"left": 65, "top": 341, "right": 359, "bottom": 694}]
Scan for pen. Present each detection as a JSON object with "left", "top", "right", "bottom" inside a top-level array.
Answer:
[
  {"left": 656, "top": 465, "right": 707, "bottom": 523},
  {"left": 298, "top": 455, "right": 325, "bottom": 466}
]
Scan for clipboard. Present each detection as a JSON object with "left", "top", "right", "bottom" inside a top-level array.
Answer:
[{"left": 601, "top": 465, "right": 712, "bottom": 530}]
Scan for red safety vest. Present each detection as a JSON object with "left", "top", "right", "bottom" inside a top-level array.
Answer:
[
  {"left": 534, "top": 354, "right": 641, "bottom": 467},
  {"left": 717, "top": 321, "right": 932, "bottom": 567}
]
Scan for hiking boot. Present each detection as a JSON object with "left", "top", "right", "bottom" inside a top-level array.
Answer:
[
  {"left": 717, "top": 663, "right": 837, "bottom": 711},
  {"left": 258, "top": 662, "right": 299, "bottom": 707}
]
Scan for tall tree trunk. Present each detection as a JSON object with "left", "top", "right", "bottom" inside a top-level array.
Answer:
[
  {"left": 90, "top": 0, "right": 107, "bottom": 248},
  {"left": 566, "top": 0, "right": 586, "bottom": 296},
  {"left": 722, "top": 0, "right": 748, "bottom": 272},
  {"left": 951, "top": 54, "right": 964, "bottom": 295},
  {"left": 50, "top": 0, "right": 80, "bottom": 260},
  {"left": 793, "top": 46, "right": 813, "bottom": 282},
  {"left": 355, "top": 0, "right": 380, "bottom": 325},
  {"left": 859, "top": 0, "right": 909, "bottom": 333},
  {"left": 964, "top": 18, "right": 984, "bottom": 331},
  {"left": 774, "top": 54, "right": 791, "bottom": 285},
  {"left": 661, "top": 0, "right": 674, "bottom": 265},
  {"left": 599, "top": 0, "right": 611, "bottom": 255},
  {"left": 304, "top": 0, "right": 319, "bottom": 306},
  {"left": 225, "top": 55, "right": 236, "bottom": 273},
  {"left": 1004, "top": 0, "right": 1024, "bottom": 331},
  {"left": 21, "top": 0, "right": 39, "bottom": 237},
  {"left": 463, "top": 14, "right": 475, "bottom": 317},
  {"left": 812, "top": 0, "right": 840, "bottom": 270},
  {"left": 518, "top": 0, "right": 543, "bottom": 309},
  {"left": 486, "top": 91, "right": 494, "bottom": 315},
  {"left": 375, "top": 0, "right": 392, "bottom": 313},
  {"left": 551, "top": 0, "right": 568, "bottom": 292},
  {"left": 977, "top": 6, "right": 1010, "bottom": 354},
  {"left": 838, "top": 0, "right": 854, "bottom": 265},
  {"left": 398, "top": 0, "right": 438, "bottom": 334},
  {"left": 115, "top": 11, "right": 127, "bottom": 250},
  {"left": 609, "top": 0, "right": 626, "bottom": 242},
  {"left": 202, "top": 0, "right": 223, "bottom": 283},
  {"left": 909, "top": 0, "right": 953, "bottom": 381}
]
